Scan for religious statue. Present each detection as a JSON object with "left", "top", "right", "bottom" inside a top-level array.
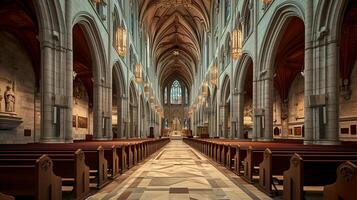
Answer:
[
  {"left": 4, "top": 85, "right": 15, "bottom": 113},
  {"left": 172, "top": 117, "right": 181, "bottom": 131}
]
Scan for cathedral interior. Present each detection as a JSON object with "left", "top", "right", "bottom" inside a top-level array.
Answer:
[{"left": 0, "top": 0, "right": 356, "bottom": 199}]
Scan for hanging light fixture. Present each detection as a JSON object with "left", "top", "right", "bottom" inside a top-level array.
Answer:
[
  {"left": 116, "top": 27, "right": 127, "bottom": 57},
  {"left": 135, "top": 63, "right": 143, "bottom": 83},
  {"left": 231, "top": 28, "right": 243, "bottom": 60},
  {"left": 202, "top": 81, "right": 209, "bottom": 97},
  {"left": 210, "top": 64, "right": 218, "bottom": 86}
]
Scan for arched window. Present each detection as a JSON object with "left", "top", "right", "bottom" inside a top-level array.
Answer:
[
  {"left": 164, "top": 87, "right": 168, "bottom": 104},
  {"left": 170, "top": 80, "right": 182, "bottom": 105}
]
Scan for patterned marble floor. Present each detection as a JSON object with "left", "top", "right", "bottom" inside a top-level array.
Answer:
[{"left": 87, "top": 140, "right": 271, "bottom": 200}]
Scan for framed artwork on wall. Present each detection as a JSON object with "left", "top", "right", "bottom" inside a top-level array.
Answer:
[
  {"left": 294, "top": 127, "right": 302, "bottom": 136},
  {"left": 78, "top": 116, "right": 88, "bottom": 129}
]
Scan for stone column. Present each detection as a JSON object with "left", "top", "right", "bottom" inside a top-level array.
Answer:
[
  {"left": 40, "top": 42, "right": 57, "bottom": 143},
  {"left": 236, "top": 91, "right": 244, "bottom": 139},
  {"left": 323, "top": 41, "right": 340, "bottom": 144},
  {"left": 304, "top": 0, "right": 314, "bottom": 144},
  {"left": 263, "top": 75, "right": 273, "bottom": 141},
  {"left": 93, "top": 83, "right": 104, "bottom": 140},
  {"left": 231, "top": 90, "right": 238, "bottom": 138}
]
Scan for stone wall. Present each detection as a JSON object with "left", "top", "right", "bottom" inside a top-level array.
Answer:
[
  {"left": 72, "top": 81, "right": 90, "bottom": 140},
  {"left": 339, "top": 61, "right": 357, "bottom": 140},
  {"left": 0, "top": 32, "right": 37, "bottom": 144},
  {"left": 287, "top": 75, "right": 305, "bottom": 137}
]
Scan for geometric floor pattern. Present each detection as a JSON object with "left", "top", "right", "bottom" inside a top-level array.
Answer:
[{"left": 87, "top": 140, "right": 272, "bottom": 200}]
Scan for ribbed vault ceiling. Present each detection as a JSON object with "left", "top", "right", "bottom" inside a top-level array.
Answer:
[{"left": 139, "top": 0, "right": 211, "bottom": 87}]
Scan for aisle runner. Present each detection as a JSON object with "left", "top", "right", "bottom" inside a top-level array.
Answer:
[{"left": 87, "top": 140, "right": 271, "bottom": 200}]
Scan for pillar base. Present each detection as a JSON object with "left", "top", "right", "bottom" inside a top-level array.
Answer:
[
  {"left": 92, "top": 136, "right": 112, "bottom": 141},
  {"left": 40, "top": 137, "right": 67, "bottom": 143},
  {"left": 257, "top": 138, "right": 273, "bottom": 142},
  {"left": 313, "top": 140, "right": 341, "bottom": 145}
]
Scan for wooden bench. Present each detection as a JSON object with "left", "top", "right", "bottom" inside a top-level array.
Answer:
[
  {"left": 283, "top": 153, "right": 357, "bottom": 200},
  {"left": 0, "top": 155, "right": 62, "bottom": 200},
  {"left": 0, "top": 143, "right": 109, "bottom": 189},
  {"left": 324, "top": 161, "right": 357, "bottom": 200},
  {"left": 0, "top": 150, "right": 90, "bottom": 200}
]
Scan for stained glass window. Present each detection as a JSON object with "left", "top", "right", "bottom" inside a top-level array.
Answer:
[{"left": 170, "top": 80, "right": 182, "bottom": 104}]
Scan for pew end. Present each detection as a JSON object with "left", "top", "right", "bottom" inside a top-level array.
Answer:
[
  {"left": 283, "top": 153, "right": 303, "bottom": 200},
  {"left": 258, "top": 148, "right": 273, "bottom": 196},
  {"left": 324, "top": 161, "right": 357, "bottom": 200}
]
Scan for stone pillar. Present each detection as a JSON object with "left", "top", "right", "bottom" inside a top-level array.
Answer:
[
  {"left": 323, "top": 41, "right": 340, "bottom": 144},
  {"left": 40, "top": 42, "right": 57, "bottom": 143},
  {"left": 231, "top": 90, "right": 239, "bottom": 138},
  {"left": 93, "top": 83, "right": 104, "bottom": 140},
  {"left": 304, "top": 0, "right": 314, "bottom": 144},
  {"left": 237, "top": 91, "right": 244, "bottom": 139},
  {"left": 62, "top": 0, "right": 73, "bottom": 143},
  {"left": 263, "top": 75, "right": 273, "bottom": 141}
]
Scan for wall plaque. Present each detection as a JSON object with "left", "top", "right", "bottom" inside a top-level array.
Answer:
[
  {"left": 341, "top": 128, "right": 349, "bottom": 134},
  {"left": 351, "top": 125, "right": 356, "bottom": 135}
]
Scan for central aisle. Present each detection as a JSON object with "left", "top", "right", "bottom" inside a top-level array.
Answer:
[{"left": 88, "top": 140, "right": 271, "bottom": 200}]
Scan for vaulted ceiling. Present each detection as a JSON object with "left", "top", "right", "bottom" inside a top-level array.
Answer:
[{"left": 139, "top": 0, "right": 211, "bottom": 87}]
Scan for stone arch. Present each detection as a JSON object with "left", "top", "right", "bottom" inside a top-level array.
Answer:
[
  {"left": 33, "top": 0, "right": 66, "bottom": 45},
  {"left": 259, "top": 2, "right": 304, "bottom": 72},
  {"left": 234, "top": 54, "right": 254, "bottom": 138},
  {"left": 72, "top": 13, "right": 108, "bottom": 139},
  {"left": 314, "top": 0, "right": 348, "bottom": 42},
  {"left": 257, "top": 2, "right": 305, "bottom": 141},
  {"left": 72, "top": 13, "right": 107, "bottom": 83}
]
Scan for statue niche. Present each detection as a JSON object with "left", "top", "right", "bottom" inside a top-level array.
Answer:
[{"left": 0, "top": 80, "right": 22, "bottom": 130}]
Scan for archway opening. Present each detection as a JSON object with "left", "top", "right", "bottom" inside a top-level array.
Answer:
[
  {"left": 243, "top": 59, "right": 253, "bottom": 139},
  {"left": 72, "top": 24, "right": 94, "bottom": 140},
  {"left": 112, "top": 65, "right": 124, "bottom": 139},
  {"left": 339, "top": 0, "right": 357, "bottom": 140},
  {"left": 273, "top": 17, "right": 305, "bottom": 139},
  {"left": 162, "top": 79, "right": 189, "bottom": 137}
]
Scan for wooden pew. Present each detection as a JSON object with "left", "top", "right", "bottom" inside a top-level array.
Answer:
[
  {"left": 324, "top": 161, "right": 357, "bottom": 200},
  {"left": 0, "top": 155, "right": 62, "bottom": 200},
  {"left": 0, "top": 150, "right": 90, "bottom": 200},
  {"left": 0, "top": 143, "right": 109, "bottom": 189},
  {"left": 283, "top": 154, "right": 357, "bottom": 200},
  {"left": 0, "top": 193, "right": 14, "bottom": 200}
]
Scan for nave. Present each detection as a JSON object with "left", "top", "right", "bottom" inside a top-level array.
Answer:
[{"left": 88, "top": 140, "right": 270, "bottom": 200}]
